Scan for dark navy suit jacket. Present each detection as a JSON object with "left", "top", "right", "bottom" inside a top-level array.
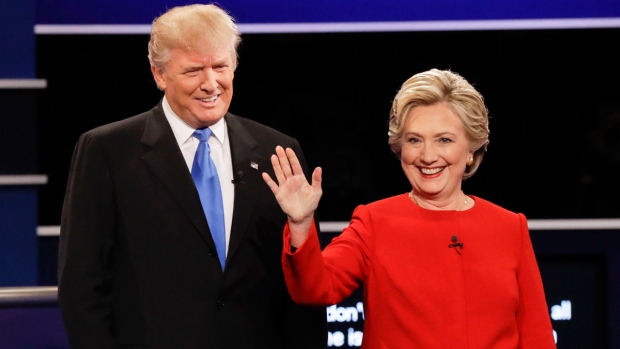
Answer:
[{"left": 58, "top": 102, "right": 326, "bottom": 348}]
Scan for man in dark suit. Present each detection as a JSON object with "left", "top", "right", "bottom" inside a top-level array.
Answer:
[{"left": 58, "top": 4, "right": 326, "bottom": 348}]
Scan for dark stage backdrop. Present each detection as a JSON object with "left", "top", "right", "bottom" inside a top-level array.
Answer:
[
  {"left": 34, "top": 28, "right": 620, "bottom": 348},
  {"left": 36, "top": 29, "right": 620, "bottom": 225}
]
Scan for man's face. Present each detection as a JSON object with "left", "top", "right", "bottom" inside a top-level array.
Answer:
[{"left": 152, "top": 48, "right": 234, "bottom": 128}]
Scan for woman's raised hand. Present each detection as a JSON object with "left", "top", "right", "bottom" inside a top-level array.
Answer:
[{"left": 262, "top": 146, "right": 322, "bottom": 238}]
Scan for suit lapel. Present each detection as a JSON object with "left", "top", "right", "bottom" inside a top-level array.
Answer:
[
  {"left": 140, "top": 103, "right": 217, "bottom": 252},
  {"left": 225, "top": 113, "right": 265, "bottom": 262}
]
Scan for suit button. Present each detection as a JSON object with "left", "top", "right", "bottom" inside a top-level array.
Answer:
[{"left": 217, "top": 300, "right": 224, "bottom": 307}]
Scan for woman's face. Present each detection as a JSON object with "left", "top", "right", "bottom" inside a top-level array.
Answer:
[{"left": 400, "top": 103, "right": 474, "bottom": 201}]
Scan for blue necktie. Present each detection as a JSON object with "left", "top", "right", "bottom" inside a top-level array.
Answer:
[{"left": 191, "top": 128, "right": 226, "bottom": 270}]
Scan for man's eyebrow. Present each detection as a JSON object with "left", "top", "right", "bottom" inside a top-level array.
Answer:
[{"left": 182, "top": 65, "right": 203, "bottom": 71}]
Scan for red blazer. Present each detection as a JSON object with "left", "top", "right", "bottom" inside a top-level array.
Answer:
[{"left": 283, "top": 194, "right": 556, "bottom": 349}]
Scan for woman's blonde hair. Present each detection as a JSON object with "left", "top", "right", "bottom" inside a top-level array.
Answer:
[
  {"left": 388, "top": 69, "right": 490, "bottom": 179},
  {"left": 148, "top": 4, "right": 241, "bottom": 71}
]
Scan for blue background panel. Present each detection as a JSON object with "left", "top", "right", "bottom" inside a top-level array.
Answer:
[
  {"left": 0, "top": 307, "right": 69, "bottom": 349},
  {"left": 0, "top": 188, "right": 38, "bottom": 286},
  {"left": 0, "top": 0, "right": 35, "bottom": 78},
  {"left": 35, "top": 0, "right": 620, "bottom": 25}
]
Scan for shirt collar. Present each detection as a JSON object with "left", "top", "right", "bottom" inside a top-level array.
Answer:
[
  {"left": 208, "top": 115, "right": 226, "bottom": 146},
  {"left": 162, "top": 96, "right": 227, "bottom": 146}
]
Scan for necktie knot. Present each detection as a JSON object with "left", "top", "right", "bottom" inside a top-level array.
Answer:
[{"left": 193, "top": 128, "right": 213, "bottom": 143}]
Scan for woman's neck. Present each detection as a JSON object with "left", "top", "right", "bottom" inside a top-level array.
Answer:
[{"left": 409, "top": 190, "right": 472, "bottom": 211}]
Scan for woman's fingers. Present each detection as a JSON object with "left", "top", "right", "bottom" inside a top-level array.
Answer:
[
  {"left": 264, "top": 146, "right": 313, "bottom": 193},
  {"left": 275, "top": 146, "right": 294, "bottom": 178},
  {"left": 284, "top": 147, "right": 304, "bottom": 176},
  {"left": 270, "top": 146, "right": 305, "bottom": 185},
  {"left": 262, "top": 146, "right": 322, "bottom": 224},
  {"left": 311, "top": 167, "right": 322, "bottom": 191},
  {"left": 270, "top": 152, "right": 287, "bottom": 186}
]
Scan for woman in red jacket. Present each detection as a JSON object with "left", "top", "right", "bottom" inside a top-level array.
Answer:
[{"left": 263, "top": 69, "right": 556, "bottom": 349}]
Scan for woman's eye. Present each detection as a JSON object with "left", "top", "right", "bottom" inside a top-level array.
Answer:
[
  {"left": 407, "top": 137, "right": 420, "bottom": 144},
  {"left": 440, "top": 137, "right": 452, "bottom": 143}
]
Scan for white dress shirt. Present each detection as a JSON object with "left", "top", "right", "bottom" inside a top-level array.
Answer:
[{"left": 162, "top": 97, "right": 234, "bottom": 255}]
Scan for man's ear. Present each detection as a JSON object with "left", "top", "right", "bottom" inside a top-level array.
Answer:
[{"left": 151, "top": 66, "right": 166, "bottom": 91}]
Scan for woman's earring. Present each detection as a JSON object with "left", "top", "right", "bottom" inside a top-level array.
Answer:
[{"left": 467, "top": 156, "right": 474, "bottom": 166}]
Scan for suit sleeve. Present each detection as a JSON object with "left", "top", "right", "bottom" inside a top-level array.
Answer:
[
  {"left": 516, "top": 214, "right": 557, "bottom": 349},
  {"left": 58, "top": 133, "right": 119, "bottom": 349},
  {"left": 282, "top": 205, "right": 372, "bottom": 306}
]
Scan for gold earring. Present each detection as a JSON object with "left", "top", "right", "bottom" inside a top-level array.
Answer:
[{"left": 467, "top": 156, "right": 473, "bottom": 166}]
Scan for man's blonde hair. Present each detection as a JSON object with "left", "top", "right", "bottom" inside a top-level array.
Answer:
[{"left": 148, "top": 4, "right": 241, "bottom": 71}]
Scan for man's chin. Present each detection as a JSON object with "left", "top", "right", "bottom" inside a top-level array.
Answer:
[{"left": 193, "top": 112, "right": 226, "bottom": 127}]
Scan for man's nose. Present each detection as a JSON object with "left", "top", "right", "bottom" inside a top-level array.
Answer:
[{"left": 200, "top": 70, "right": 218, "bottom": 91}]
